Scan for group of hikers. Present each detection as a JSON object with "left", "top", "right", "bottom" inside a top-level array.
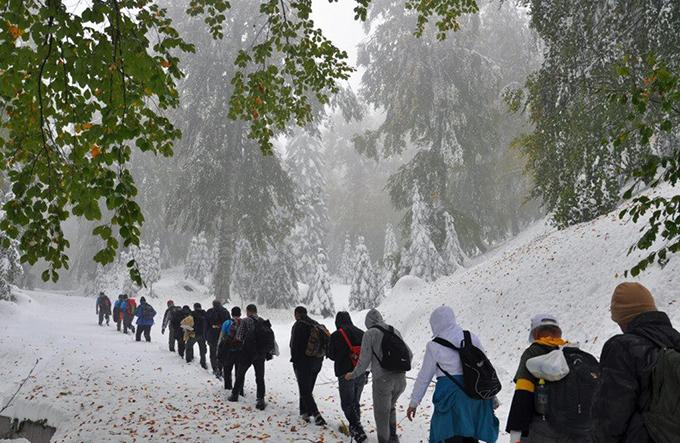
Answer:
[
  {"left": 94, "top": 282, "right": 679, "bottom": 443},
  {"left": 95, "top": 292, "right": 157, "bottom": 341}
]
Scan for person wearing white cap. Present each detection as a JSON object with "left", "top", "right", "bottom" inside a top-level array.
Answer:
[{"left": 505, "top": 314, "right": 578, "bottom": 443}]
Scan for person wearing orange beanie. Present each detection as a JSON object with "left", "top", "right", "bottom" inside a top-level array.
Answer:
[{"left": 592, "top": 283, "right": 680, "bottom": 443}]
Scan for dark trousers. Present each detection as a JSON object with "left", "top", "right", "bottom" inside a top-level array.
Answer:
[
  {"left": 98, "top": 311, "right": 110, "bottom": 325},
  {"left": 123, "top": 315, "right": 135, "bottom": 334},
  {"left": 116, "top": 315, "right": 122, "bottom": 331},
  {"left": 223, "top": 351, "right": 240, "bottom": 389},
  {"left": 176, "top": 330, "right": 186, "bottom": 357},
  {"left": 293, "top": 358, "right": 323, "bottom": 417},
  {"left": 186, "top": 336, "right": 207, "bottom": 365},
  {"left": 168, "top": 327, "right": 179, "bottom": 352},
  {"left": 136, "top": 325, "right": 151, "bottom": 342},
  {"left": 208, "top": 339, "right": 220, "bottom": 373},
  {"left": 232, "top": 354, "right": 265, "bottom": 400},
  {"left": 338, "top": 373, "right": 366, "bottom": 431}
]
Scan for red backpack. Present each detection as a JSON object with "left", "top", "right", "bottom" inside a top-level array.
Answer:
[
  {"left": 126, "top": 299, "right": 137, "bottom": 315},
  {"left": 339, "top": 328, "right": 361, "bottom": 367}
]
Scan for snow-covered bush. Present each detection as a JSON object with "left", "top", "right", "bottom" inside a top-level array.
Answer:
[
  {"left": 441, "top": 211, "right": 466, "bottom": 275},
  {"left": 408, "top": 187, "right": 445, "bottom": 282}
]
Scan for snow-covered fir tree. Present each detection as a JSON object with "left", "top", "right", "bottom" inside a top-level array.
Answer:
[
  {"left": 306, "top": 248, "right": 335, "bottom": 318},
  {"left": 286, "top": 131, "right": 329, "bottom": 285},
  {"left": 230, "top": 238, "right": 256, "bottom": 304},
  {"left": 382, "top": 224, "right": 399, "bottom": 288},
  {"left": 408, "top": 187, "right": 445, "bottom": 282},
  {"left": 184, "top": 235, "right": 199, "bottom": 280},
  {"left": 253, "top": 243, "right": 300, "bottom": 309},
  {"left": 441, "top": 212, "right": 466, "bottom": 275},
  {"left": 339, "top": 233, "right": 353, "bottom": 284},
  {"left": 184, "top": 232, "right": 211, "bottom": 284},
  {"left": 0, "top": 236, "right": 22, "bottom": 301},
  {"left": 93, "top": 264, "right": 119, "bottom": 296},
  {"left": 349, "top": 236, "right": 375, "bottom": 311},
  {"left": 371, "top": 263, "right": 386, "bottom": 307}
]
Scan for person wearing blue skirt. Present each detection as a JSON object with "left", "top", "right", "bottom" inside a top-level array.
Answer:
[{"left": 407, "top": 306, "right": 499, "bottom": 443}]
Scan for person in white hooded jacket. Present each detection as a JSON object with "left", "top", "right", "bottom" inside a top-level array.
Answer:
[{"left": 407, "top": 306, "right": 499, "bottom": 443}]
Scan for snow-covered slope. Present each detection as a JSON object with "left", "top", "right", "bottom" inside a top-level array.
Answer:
[{"left": 380, "top": 192, "right": 680, "bottom": 433}]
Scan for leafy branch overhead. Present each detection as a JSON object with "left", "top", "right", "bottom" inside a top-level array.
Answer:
[{"left": 0, "top": 0, "right": 478, "bottom": 283}]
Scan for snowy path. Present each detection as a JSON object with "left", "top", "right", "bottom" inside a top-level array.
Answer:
[{"left": 0, "top": 290, "right": 429, "bottom": 443}]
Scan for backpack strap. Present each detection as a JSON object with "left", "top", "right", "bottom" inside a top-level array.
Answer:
[
  {"left": 463, "top": 330, "right": 472, "bottom": 348},
  {"left": 431, "top": 337, "right": 467, "bottom": 393},
  {"left": 339, "top": 328, "right": 354, "bottom": 350},
  {"left": 369, "top": 325, "right": 393, "bottom": 366}
]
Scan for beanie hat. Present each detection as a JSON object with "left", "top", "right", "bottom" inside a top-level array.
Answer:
[
  {"left": 231, "top": 306, "right": 241, "bottom": 317},
  {"left": 140, "top": 296, "right": 146, "bottom": 303},
  {"left": 167, "top": 300, "right": 174, "bottom": 307},
  {"left": 611, "top": 282, "right": 657, "bottom": 329}
]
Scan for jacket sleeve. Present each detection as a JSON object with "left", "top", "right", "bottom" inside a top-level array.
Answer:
[
  {"left": 591, "top": 338, "right": 640, "bottom": 442},
  {"left": 350, "top": 330, "right": 375, "bottom": 378},
  {"left": 290, "top": 322, "right": 306, "bottom": 363},
  {"left": 409, "top": 343, "right": 435, "bottom": 408},
  {"left": 327, "top": 332, "right": 338, "bottom": 361}
]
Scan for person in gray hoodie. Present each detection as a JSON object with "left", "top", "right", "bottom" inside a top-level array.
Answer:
[{"left": 344, "top": 309, "right": 413, "bottom": 443}]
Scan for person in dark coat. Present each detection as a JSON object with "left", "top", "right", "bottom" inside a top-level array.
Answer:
[
  {"left": 113, "top": 294, "right": 124, "bottom": 331},
  {"left": 218, "top": 306, "right": 243, "bottom": 391},
  {"left": 161, "top": 300, "right": 181, "bottom": 352},
  {"left": 592, "top": 282, "right": 680, "bottom": 443},
  {"left": 186, "top": 302, "right": 208, "bottom": 369},
  {"left": 290, "top": 306, "right": 326, "bottom": 426},
  {"left": 134, "top": 296, "right": 156, "bottom": 342},
  {"left": 96, "top": 292, "right": 112, "bottom": 326},
  {"left": 327, "top": 311, "right": 367, "bottom": 442},
  {"left": 172, "top": 305, "right": 191, "bottom": 358},
  {"left": 206, "top": 299, "right": 230, "bottom": 378}
]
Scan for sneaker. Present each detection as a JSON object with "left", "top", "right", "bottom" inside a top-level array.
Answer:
[
  {"left": 313, "top": 415, "right": 326, "bottom": 426},
  {"left": 228, "top": 394, "right": 239, "bottom": 402},
  {"left": 255, "top": 399, "right": 266, "bottom": 411},
  {"left": 354, "top": 431, "right": 368, "bottom": 443},
  {"left": 300, "top": 413, "right": 310, "bottom": 423}
]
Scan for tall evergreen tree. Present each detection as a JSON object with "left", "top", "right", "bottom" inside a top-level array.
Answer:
[
  {"left": 408, "top": 187, "right": 445, "bottom": 282},
  {"left": 382, "top": 224, "right": 399, "bottom": 288},
  {"left": 441, "top": 212, "right": 466, "bottom": 275},
  {"left": 306, "top": 248, "right": 336, "bottom": 318},
  {"left": 339, "top": 233, "right": 354, "bottom": 284},
  {"left": 286, "top": 131, "right": 329, "bottom": 285},
  {"left": 349, "top": 236, "right": 375, "bottom": 311}
]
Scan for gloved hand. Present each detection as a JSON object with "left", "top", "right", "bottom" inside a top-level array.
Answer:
[
  {"left": 161, "top": 328, "right": 165, "bottom": 335},
  {"left": 510, "top": 430, "right": 521, "bottom": 443}
]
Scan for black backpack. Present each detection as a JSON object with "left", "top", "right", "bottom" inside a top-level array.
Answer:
[
  {"left": 254, "top": 318, "right": 275, "bottom": 355},
  {"left": 433, "top": 331, "right": 502, "bottom": 400},
  {"left": 543, "top": 347, "right": 600, "bottom": 437},
  {"left": 371, "top": 325, "right": 412, "bottom": 373}
]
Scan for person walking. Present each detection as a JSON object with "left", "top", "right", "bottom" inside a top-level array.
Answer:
[
  {"left": 229, "top": 304, "right": 275, "bottom": 411},
  {"left": 161, "top": 300, "right": 181, "bottom": 352},
  {"left": 123, "top": 295, "right": 137, "bottom": 335},
  {"left": 592, "top": 283, "right": 680, "bottom": 443},
  {"left": 344, "top": 309, "right": 413, "bottom": 443},
  {"left": 290, "top": 306, "right": 328, "bottom": 426},
  {"left": 134, "top": 296, "right": 157, "bottom": 342},
  {"left": 407, "top": 306, "right": 499, "bottom": 443},
  {"left": 113, "top": 294, "right": 124, "bottom": 331},
  {"left": 175, "top": 305, "right": 192, "bottom": 358},
  {"left": 185, "top": 303, "right": 208, "bottom": 369},
  {"left": 218, "top": 306, "right": 243, "bottom": 391},
  {"left": 506, "top": 313, "right": 599, "bottom": 443},
  {"left": 327, "top": 311, "right": 367, "bottom": 442},
  {"left": 206, "top": 299, "right": 230, "bottom": 378},
  {"left": 96, "top": 292, "right": 112, "bottom": 326}
]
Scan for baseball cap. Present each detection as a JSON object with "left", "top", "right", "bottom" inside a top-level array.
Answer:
[{"left": 529, "top": 313, "right": 561, "bottom": 342}]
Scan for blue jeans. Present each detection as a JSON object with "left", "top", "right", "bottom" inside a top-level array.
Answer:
[{"left": 338, "top": 373, "right": 366, "bottom": 431}]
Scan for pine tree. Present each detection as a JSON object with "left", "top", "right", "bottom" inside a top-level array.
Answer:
[
  {"left": 339, "top": 233, "right": 353, "bottom": 284},
  {"left": 286, "top": 131, "right": 329, "bottom": 285},
  {"left": 0, "top": 235, "right": 22, "bottom": 301},
  {"left": 253, "top": 243, "right": 300, "bottom": 309},
  {"left": 441, "top": 212, "right": 466, "bottom": 275},
  {"left": 306, "top": 248, "right": 335, "bottom": 318},
  {"left": 184, "top": 236, "right": 199, "bottom": 280},
  {"left": 145, "top": 241, "right": 162, "bottom": 297},
  {"left": 371, "top": 263, "right": 385, "bottom": 307},
  {"left": 408, "top": 187, "right": 445, "bottom": 282},
  {"left": 196, "top": 231, "right": 211, "bottom": 285},
  {"left": 349, "top": 236, "right": 374, "bottom": 311},
  {"left": 382, "top": 224, "right": 399, "bottom": 288}
]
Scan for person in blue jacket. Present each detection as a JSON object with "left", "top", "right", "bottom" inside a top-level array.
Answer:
[
  {"left": 113, "top": 294, "right": 124, "bottom": 332},
  {"left": 134, "top": 296, "right": 157, "bottom": 342}
]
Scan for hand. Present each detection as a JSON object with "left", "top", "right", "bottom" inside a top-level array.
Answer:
[
  {"left": 161, "top": 328, "right": 165, "bottom": 335},
  {"left": 344, "top": 373, "right": 353, "bottom": 381},
  {"left": 406, "top": 406, "right": 416, "bottom": 421}
]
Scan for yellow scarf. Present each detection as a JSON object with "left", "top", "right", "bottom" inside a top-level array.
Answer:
[{"left": 535, "top": 337, "right": 568, "bottom": 347}]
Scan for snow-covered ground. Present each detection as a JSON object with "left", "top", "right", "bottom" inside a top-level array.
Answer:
[{"left": 1, "top": 192, "right": 680, "bottom": 442}]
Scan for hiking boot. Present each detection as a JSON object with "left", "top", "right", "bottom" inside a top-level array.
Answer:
[
  {"left": 255, "top": 399, "right": 266, "bottom": 410},
  {"left": 240, "top": 389, "right": 245, "bottom": 397},
  {"left": 313, "top": 415, "right": 326, "bottom": 426},
  {"left": 300, "top": 413, "right": 310, "bottom": 423},
  {"left": 200, "top": 361, "right": 208, "bottom": 370},
  {"left": 228, "top": 394, "right": 239, "bottom": 402}
]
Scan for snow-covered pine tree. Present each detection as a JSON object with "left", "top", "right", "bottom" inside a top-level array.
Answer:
[
  {"left": 382, "top": 224, "right": 399, "bottom": 288},
  {"left": 0, "top": 235, "right": 22, "bottom": 301},
  {"left": 253, "top": 243, "right": 300, "bottom": 309},
  {"left": 306, "top": 248, "right": 335, "bottom": 318},
  {"left": 196, "top": 231, "right": 211, "bottom": 285},
  {"left": 349, "top": 236, "right": 374, "bottom": 311},
  {"left": 441, "top": 212, "right": 466, "bottom": 275},
  {"left": 371, "top": 262, "right": 385, "bottom": 307},
  {"left": 339, "top": 233, "right": 353, "bottom": 284},
  {"left": 408, "top": 187, "right": 445, "bottom": 282},
  {"left": 230, "top": 237, "right": 255, "bottom": 305},
  {"left": 184, "top": 235, "right": 198, "bottom": 280},
  {"left": 145, "top": 241, "right": 162, "bottom": 296}
]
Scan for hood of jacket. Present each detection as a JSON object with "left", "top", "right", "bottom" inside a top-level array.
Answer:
[
  {"left": 365, "top": 309, "right": 384, "bottom": 329},
  {"left": 627, "top": 311, "right": 680, "bottom": 348},
  {"left": 335, "top": 311, "right": 353, "bottom": 329},
  {"left": 430, "top": 306, "right": 458, "bottom": 336}
]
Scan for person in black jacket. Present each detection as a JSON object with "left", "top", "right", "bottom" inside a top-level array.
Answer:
[
  {"left": 206, "top": 299, "right": 230, "bottom": 378},
  {"left": 171, "top": 305, "right": 191, "bottom": 358},
  {"left": 592, "top": 282, "right": 680, "bottom": 443},
  {"left": 327, "top": 311, "right": 367, "bottom": 443},
  {"left": 186, "top": 303, "right": 208, "bottom": 369},
  {"left": 161, "top": 300, "right": 181, "bottom": 352},
  {"left": 290, "top": 306, "right": 326, "bottom": 426}
]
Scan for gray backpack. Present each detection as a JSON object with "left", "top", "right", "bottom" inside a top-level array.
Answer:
[{"left": 643, "top": 342, "right": 680, "bottom": 443}]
